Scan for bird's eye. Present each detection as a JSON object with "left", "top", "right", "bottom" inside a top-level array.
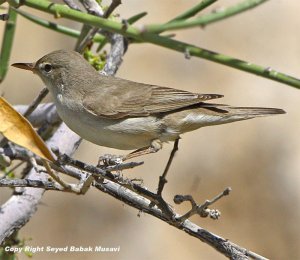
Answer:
[{"left": 43, "top": 63, "right": 52, "bottom": 73}]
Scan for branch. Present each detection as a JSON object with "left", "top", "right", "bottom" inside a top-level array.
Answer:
[
  {"left": 63, "top": 0, "right": 80, "bottom": 11},
  {"left": 103, "top": 0, "right": 121, "bottom": 18},
  {"left": 79, "top": 0, "right": 104, "bottom": 16},
  {"left": 19, "top": 0, "right": 300, "bottom": 89},
  {"left": 102, "top": 33, "right": 126, "bottom": 76},
  {"left": 169, "top": 0, "right": 218, "bottom": 22},
  {"left": 146, "top": 0, "right": 268, "bottom": 33},
  {"left": 0, "top": 138, "right": 268, "bottom": 259},
  {"left": 0, "top": 147, "right": 266, "bottom": 259},
  {"left": 22, "top": 88, "right": 49, "bottom": 117},
  {"left": 0, "top": 177, "right": 64, "bottom": 191},
  {"left": 75, "top": 1, "right": 103, "bottom": 52},
  {"left": 94, "top": 180, "right": 265, "bottom": 259},
  {"left": 14, "top": 103, "right": 60, "bottom": 127},
  {"left": 0, "top": 123, "right": 82, "bottom": 244},
  {"left": 174, "top": 188, "right": 232, "bottom": 221},
  {"left": 13, "top": 7, "right": 106, "bottom": 43}
]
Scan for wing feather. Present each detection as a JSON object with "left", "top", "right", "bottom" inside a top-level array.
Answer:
[{"left": 82, "top": 76, "right": 223, "bottom": 119}]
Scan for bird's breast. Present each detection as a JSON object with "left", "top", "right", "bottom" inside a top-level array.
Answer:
[{"left": 54, "top": 98, "right": 166, "bottom": 150}]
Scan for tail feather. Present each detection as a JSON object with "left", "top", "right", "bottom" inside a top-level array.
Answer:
[
  {"left": 167, "top": 104, "right": 285, "bottom": 134},
  {"left": 198, "top": 105, "right": 286, "bottom": 126},
  {"left": 225, "top": 107, "right": 286, "bottom": 117}
]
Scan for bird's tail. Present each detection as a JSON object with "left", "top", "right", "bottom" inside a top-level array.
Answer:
[
  {"left": 165, "top": 105, "right": 285, "bottom": 135},
  {"left": 195, "top": 104, "right": 286, "bottom": 126},
  {"left": 223, "top": 106, "right": 286, "bottom": 118}
]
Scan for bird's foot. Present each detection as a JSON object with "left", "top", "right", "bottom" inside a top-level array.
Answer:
[{"left": 98, "top": 154, "right": 124, "bottom": 168}]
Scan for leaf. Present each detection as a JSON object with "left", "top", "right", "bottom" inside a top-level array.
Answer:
[{"left": 0, "top": 97, "right": 55, "bottom": 162}]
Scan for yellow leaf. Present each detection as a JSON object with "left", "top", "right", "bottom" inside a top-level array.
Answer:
[{"left": 0, "top": 97, "right": 55, "bottom": 162}]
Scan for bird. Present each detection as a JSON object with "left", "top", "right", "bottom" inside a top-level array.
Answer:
[{"left": 12, "top": 50, "right": 285, "bottom": 159}]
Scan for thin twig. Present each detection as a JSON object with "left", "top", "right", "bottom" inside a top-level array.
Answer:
[
  {"left": 169, "top": 0, "right": 218, "bottom": 22},
  {"left": 13, "top": 8, "right": 106, "bottom": 43},
  {"left": 103, "top": 0, "right": 121, "bottom": 18},
  {"left": 23, "top": 88, "right": 49, "bottom": 117},
  {"left": 102, "top": 33, "right": 126, "bottom": 75},
  {"left": 41, "top": 159, "right": 73, "bottom": 190},
  {"left": 175, "top": 187, "right": 232, "bottom": 221},
  {"left": 76, "top": 0, "right": 104, "bottom": 52},
  {"left": 0, "top": 177, "right": 64, "bottom": 191},
  {"left": 79, "top": 0, "right": 104, "bottom": 16},
  {"left": 146, "top": 0, "right": 269, "bottom": 33},
  {"left": 63, "top": 0, "right": 81, "bottom": 11},
  {"left": 76, "top": 0, "right": 121, "bottom": 52}
]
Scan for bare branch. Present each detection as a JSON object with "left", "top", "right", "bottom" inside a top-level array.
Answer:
[
  {"left": 23, "top": 87, "right": 49, "bottom": 118},
  {"left": 0, "top": 123, "right": 82, "bottom": 245},
  {"left": 0, "top": 177, "right": 63, "bottom": 191},
  {"left": 0, "top": 143, "right": 267, "bottom": 259},
  {"left": 14, "top": 103, "right": 59, "bottom": 127},
  {"left": 103, "top": 0, "right": 121, "bottom": 18},
  {"left": 101, "top": 33, "right": 126, "bottom": 76},
  {"left": 63, "top": 0, "right": 81, "bottom": 11},
  {"left": 79, "top": 0, "right": 104, "bottom": 16},
  {"left": 174, "top": 187, "right": 232, "bottom": 221}
]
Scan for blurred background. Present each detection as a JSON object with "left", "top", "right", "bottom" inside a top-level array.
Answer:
[{"left": 0, "top": 0, "right": 299, "bottom": 259}]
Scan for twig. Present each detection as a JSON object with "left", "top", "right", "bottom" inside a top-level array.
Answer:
[
  {"left": 63, "top": 0, "right": 81, "bottom": 11},
  {"left": 145, "top": 0, "right": 269, "bottom": 33},
  {"left": 79, "top": 0, "right": 104, "bottom": 16},
  {"left": 0, "top": 148, "right": 11, "bottom": 168},
  {"left": 23, "top": 88, "right": 49, "bottom": 117},
  {"left": 41, "top": 159, "right": 73, "bottom": 190},
  {"left": 169, "top": 0, "right": 218, "bottom": 22},
  {"left": 54, "top": 151, "right": 173, "bottom": 217},
  {"left": 174, "top": 187, "right": 232, "bottom": 221},
  {"left": 13, "top": 8, "right": 106, "bottom": 43},
  {"left": 102, "top": 33, "right": 126, "bottom": 75},
  {"left": 76, "top": 0, "right": 122, "bottom": 53},
  {"left": 75, "top": 0, "right": 104, "bottom": 52},
  {"left": 14, "top": 103, "right": 60, "bottom": 127},
  {"left": 76, "top": 27, "right": 98, "bottom": 53},
  {"left": 103, "top": 0, "right": 121, "bottom": 18},
  {"left": 93, "top": 180, "right": 265, "bottom": 259},
  {"left": 0, "top": 177, "right": 65, "bottom": 191}
]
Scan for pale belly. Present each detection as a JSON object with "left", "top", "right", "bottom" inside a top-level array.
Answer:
[{"left": 56, "top": 102, "right": 165, "bottom": 150}]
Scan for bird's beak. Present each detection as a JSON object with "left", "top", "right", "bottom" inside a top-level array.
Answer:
[{"left": 11, "top": 62, "right": 36, "bottom": 72}]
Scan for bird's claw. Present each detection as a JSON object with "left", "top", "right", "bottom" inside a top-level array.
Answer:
[{"left": 98, "top": 154, "right": 124, "bottom": 168}]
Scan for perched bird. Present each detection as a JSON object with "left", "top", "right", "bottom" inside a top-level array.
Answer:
[{"left": 12, "top": 50, "right": 285, "bottom": 158}]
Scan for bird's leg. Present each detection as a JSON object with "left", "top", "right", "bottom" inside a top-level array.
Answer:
[
  {"left": 148, "top": 139, "right": 180, "bottom": 216},
  {"left": 123, "top": 139, "right": 162, "bottom": 161},
  {"left": 157, "top": 138, "right": 179, "bottom": 195}
]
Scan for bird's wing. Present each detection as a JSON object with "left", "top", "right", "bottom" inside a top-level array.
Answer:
[{"left": 82, "top": 76, "right": 223, "bottom": 119}]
